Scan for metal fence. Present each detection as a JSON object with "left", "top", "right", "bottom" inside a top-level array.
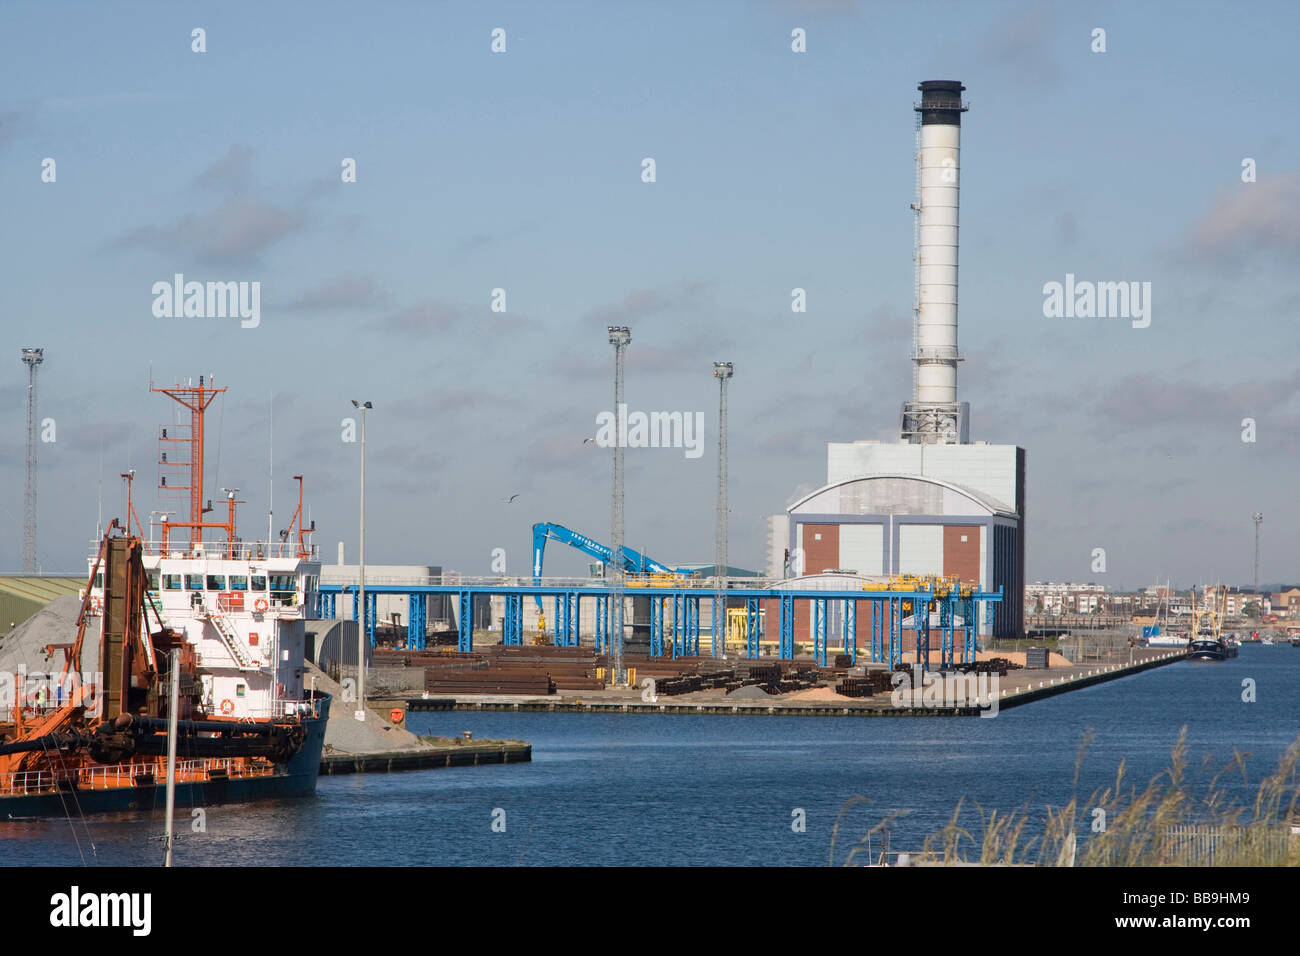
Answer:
[{"left": 1159, "top": 824, "right": 1294, "bottom": 865}]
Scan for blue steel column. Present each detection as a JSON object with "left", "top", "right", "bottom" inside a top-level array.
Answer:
[
  {"left": 365, "top": 592, "right": 377, "bottom": 648},
  {"left": 779, "top": 594, "right": 794, "bottom": 660},
  {"left": 889, "top": 597, "right": 902, "bottom": 670},
  {"left": 843, "top": 599, "right": 857, "bottom": 665},
  {"left": 812, "top": 598, "right": 827, "bottom": 666},
  {"left": 408, "top": 593, "right": 426, "bottom": 650},
  {"left": 351, "top": 590, "right": 358, "bottom": 630},
  {"left": 711, "top": 594, "right": 723, "bottom": 658},
  {"left": 671, "top": 593, "right": 685, "bottom": 658},
  {"left": 872, "top": 601, "right": 882, "bottom": 663},
  {"left": 404, "top": 593, "right": 415, "bottom": 650},
  {"left": 649, "top": 597, "right": 664, "bottom": 657},
  {"left": 963, "top": 597, "right": 975, "bottom": 663},
  {"left": 566, "top": 592, "right": 580, "bottom": 646},
  {"left": 687, "top": 596, "right": 700, "bottom": 656},
  {"left": 746, "top": 597, "right": 761, "bottom": 659},
  {"left": 457, "top": 590, "right": 474, "bottom": 652},
  {"left": 595, "top": 594, "right": 608, "bottom": 654},
  {"left": 940, "top": 597, "right": 954, "bottom": 669},
  {"left": 322, "top": 592, "right": 335, "bottom": 619},
  {"left": 504, "top": 593, "right": 522, "bottom": 646},
  {"left": 915, "top": 598, "right": 930, "bottom": 673}
]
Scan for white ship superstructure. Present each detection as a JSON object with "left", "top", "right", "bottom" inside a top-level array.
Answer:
[
  {"left": 84, "top": 542, "right": 320, "bottom": 719},
  {"left": 83, "top": 375, "right": 321, "bottom": 721}
]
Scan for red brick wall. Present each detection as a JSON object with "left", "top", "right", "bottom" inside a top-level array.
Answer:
[
  {"left": 800, "top": 523, "right": 840, "bottom": 575},
  {"left": 943, "top": 526, "right": 981, "bottom": 586}
]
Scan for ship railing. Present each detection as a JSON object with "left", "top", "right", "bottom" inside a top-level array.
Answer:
[
  {"left": 202, "top": 698, "right": 319, "bottom": 720},
  {"left": 88, "top": 538, "right": 321, "bottom": 563},
  {"left": 0, "top": 757, "right": 271, "bottom": 796},
  {"left": 278, "top": 699, "right": 318, "bottom": 719}
]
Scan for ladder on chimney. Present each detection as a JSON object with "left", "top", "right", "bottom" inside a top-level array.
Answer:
[{"left": 910, "top": 109, "right": 922, "bottom": 398}]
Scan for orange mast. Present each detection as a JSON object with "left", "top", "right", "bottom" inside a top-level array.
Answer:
[
  {"left": 153, "top": 376, "right": 228, "bottom": 552},
  {"left": 284, "top": 475, "right": 314, "bottom": 558}
]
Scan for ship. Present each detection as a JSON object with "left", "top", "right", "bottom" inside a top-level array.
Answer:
[
  {"left": 0, "top": 377, "right": 330, "bottom": 818},
  {"left": 1186, "top": 589, "right": 1235, "bottom": 662}
]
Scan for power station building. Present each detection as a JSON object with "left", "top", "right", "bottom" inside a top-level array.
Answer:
[{"left": 768, "top": 81, "right": 1025, "bottom": 639}]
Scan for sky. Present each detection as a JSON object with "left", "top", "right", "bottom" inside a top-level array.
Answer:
[{"left": 1, "top": 0, "right": 1297, "bottom": 590}]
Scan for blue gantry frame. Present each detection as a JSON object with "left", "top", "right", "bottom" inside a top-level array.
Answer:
[{"left": 314, "top": 583, "right": 1001, "bottom": 672}]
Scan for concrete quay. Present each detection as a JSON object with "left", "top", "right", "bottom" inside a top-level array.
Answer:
[
  {"left": 320, "top": 738, "right": 531, "bottom": 774},
  {"left": 372, "top": 648, "right": 1186, "bottom": 718}
]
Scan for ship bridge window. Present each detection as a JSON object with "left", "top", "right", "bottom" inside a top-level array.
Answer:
[
  {"left": 206, "top": 575, "right": 226, "bottom": 590},
  {"left": 228, "top": 575, "right": 248, "bottom": 591},
  {"left": 163, "top": 574, "right": 182, "bottom": 590},
  {"left": 185, "top": 574, "right": 204, "bottom": 590},
  {"left": 270, "top": 573, "right": 296, "bottom": 607},
  {"left": 251, "top": 575, "right": 267, "bottom": 591},
  {"left": 148, "top": 571, "right": 160, "bottom": 591},
  {"left": 93, "top": 573, "right": 103, "bottom": 589}
]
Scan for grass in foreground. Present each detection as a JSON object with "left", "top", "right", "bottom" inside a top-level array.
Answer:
[{"left": 831, "top": 728, "right": 1300, "bottom": 866}]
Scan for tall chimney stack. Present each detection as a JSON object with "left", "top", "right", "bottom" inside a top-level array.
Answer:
[{"left": 901, "top": 80, "right": 969, "bottom": 445}]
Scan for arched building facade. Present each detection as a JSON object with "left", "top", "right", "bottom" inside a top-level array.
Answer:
[{"left": 769, "top": 443, "right": 1025, "bottom": 639}]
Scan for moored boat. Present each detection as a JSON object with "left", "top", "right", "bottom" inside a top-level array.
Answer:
[
  {"left": 1187, "top": 637, "right": 1229, "bottom": 661},
  {"left": 0, "top": 377, "right": 329, "bottom": 819},
  {"left": 1184, "top": 590, "right": 1231, "bottom": 663}
]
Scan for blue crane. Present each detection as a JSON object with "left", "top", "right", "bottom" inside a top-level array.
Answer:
[{"left": 531, "top": 522, "right": 694, "bottom": 609}]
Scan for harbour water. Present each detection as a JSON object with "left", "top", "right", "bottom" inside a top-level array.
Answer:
[{"left": 4, "top": 645, "right": 1296, "bottom": 866}]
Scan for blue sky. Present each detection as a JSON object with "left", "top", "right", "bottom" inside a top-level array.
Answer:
[{"left": 2, "top": 0, "right": 1298, "bottom": 589}]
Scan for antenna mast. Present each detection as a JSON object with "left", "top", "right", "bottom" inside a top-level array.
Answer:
[
  {"left": 153, "top": 375, "right": 227, "bottom": 549},
  {"left": 21, "top": 348, "right": 44, "bottom": 573}
]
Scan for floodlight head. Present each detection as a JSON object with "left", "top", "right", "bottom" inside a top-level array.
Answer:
[
  {"left": 607, "top": 326, "right": 631, "bottom": 346},
  {"left": 713, "top": 361, "right": 734, "bottom": 379}
]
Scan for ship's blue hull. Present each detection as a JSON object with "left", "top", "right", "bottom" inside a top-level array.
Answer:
[
  {"left": 2, "top": 695, "right": 330, "bottom": 820},
  {"left": 1187, "top": 640, "right": 1228, "bottom": 661}
]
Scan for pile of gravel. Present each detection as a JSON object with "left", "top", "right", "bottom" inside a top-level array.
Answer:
[
  {"left": 305, "top": 661, "right": 431, "bottom": 754},
  {"left": 0, "top": 594, "right": 96, "bottom": 675},
  {"left": 726, "top": 684, "right": 773, "bottom": 700}
]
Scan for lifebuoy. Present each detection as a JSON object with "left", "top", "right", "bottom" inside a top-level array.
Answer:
[
  {"left": 220, "top": 698, "right": 235, "bottom": 715},
  {"left": 254, "top": 598, "right": 269, "bottom": 613},
  {"left": 89, "top": 596, "right": 102, "bottom": 614},
  {"left": 389, "top": 708, "right": 404, "bottom": 724}
]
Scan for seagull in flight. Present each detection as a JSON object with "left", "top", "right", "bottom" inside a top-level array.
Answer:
[{"left": 505, "top": 494, "right": 520, "bottom": 503}]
